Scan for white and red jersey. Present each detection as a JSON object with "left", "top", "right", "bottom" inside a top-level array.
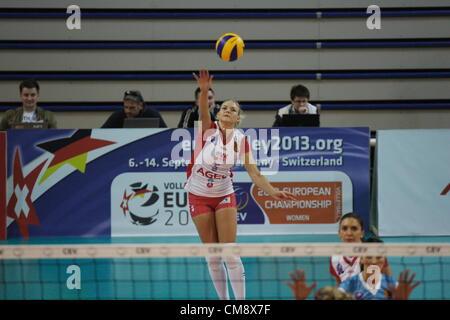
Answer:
[
  {"left": 185, "top": 121, "right": 250, "bottom": 197},
  {"left": 329, "top": 255, "right": 361, "bottom": 283}
]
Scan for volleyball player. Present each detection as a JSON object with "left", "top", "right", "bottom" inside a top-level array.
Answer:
[
  {"left": 339, "top": 254, "right": 421, "bottom": 300},
  {"left": 329, "top": 213, "right": 366, "bottom": 285},
  {"left": 330, "top": 212, "right": 392, "bottom": 285},
  {"left": 186, "top": 69, "right": 296, "bottom": 300},
  {"left": 288, "top": 261, "right": 420, "bottom": 300}
]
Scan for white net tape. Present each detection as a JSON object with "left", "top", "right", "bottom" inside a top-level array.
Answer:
[{"left": 1, "top": 243, "right": 449, "bottom": 259}]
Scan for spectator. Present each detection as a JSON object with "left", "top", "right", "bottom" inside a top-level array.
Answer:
[
  {"left": 272, "top": 84, "right": 318, "bottom": 127},
  {"left": 101, "top": 90, "right": 167, "bottom": 128},
  {"left": 177, "top": 87, "right": 219, "bottom": 128},
  {"left": 0, "top": 79, "right": 57, "bottom": 130}
]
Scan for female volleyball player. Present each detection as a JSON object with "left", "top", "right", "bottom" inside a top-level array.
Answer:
[
  {"left": 330, "top": 213, "right": 392, "bottom": 285},
  {"left": 186, "top": 69, "right": 296, "bottom": 300},
  {"left": 339, "top": 253, "right": 421, "bottom": 300},
  {"left": 288, "top": 261, "right": 420, "bottom": 300},
  {"left": 329, "top": 212, "right": 366, "bottom": 285}
]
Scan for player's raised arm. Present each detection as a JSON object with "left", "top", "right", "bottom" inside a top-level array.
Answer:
[{"left": 192, "top": 69, "right": 214, "bottom": 132}]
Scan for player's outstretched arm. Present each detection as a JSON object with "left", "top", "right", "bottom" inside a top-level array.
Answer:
[{"left": 192, "top": 69, "right": 213, "bottom": 131}]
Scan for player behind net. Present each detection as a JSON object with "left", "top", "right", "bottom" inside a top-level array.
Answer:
[{"left": 330, "top": 212, "right": 392, "bottom": 285}]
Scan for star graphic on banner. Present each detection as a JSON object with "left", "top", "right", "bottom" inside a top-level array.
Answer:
[
  {"left": 7, "top": 149, "right": 47, "bottom": 238},
  {"left": 120, "top": 191, "right": 133, "bottom": 216},
  {"left": 37, "top": 129, "right": 116, "bottom": 183}
]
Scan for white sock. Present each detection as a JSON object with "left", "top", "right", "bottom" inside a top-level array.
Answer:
[
  {"left": 205, "top": 256, "right": 229, "bottom": 300},
  {"left": 223, "top": 256, "right": 246, "bottom": 300}
]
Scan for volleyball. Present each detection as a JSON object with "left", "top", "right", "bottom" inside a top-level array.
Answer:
[{"left": 215, "top": 33, "right": 245, "bottom": 62}]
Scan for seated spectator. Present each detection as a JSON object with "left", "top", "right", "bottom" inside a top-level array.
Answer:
[
  {"left": 101, "top": 90, "right": 167, "bottom": 128},
  {"left": 177, "top": 87, "right": 219, "bottom": 128},
  {"left": 272, "top": 84, "right": 318, "bottom": 127},
  {"left": 0, "top": 79, "right": 57, "bottom": 130}
]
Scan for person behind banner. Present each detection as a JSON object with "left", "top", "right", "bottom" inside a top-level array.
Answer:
[
  {"left": 101, "top": 90, "right": 167, "bottom": 128},
  {"left": 177, "top": 87, "right": 219, "bottom": 128},
  {"left": 0, "top": 79, "right": 57, "bottom": 130},
  {"left": 187, "top": 69, "right": 296, "bottom": 300},
  {"left": 272, "top": 84, "right": 318, "bottom": 127}
]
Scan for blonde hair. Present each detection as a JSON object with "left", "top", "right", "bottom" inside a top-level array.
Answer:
[
  {"left": 314, "top": 286, "right": 355, "bottom": 300},
  {"left": 220, "top": 99, "right": 244, "bottom": 127},
  {"left": 221, "top": 99, "right": 241, "bottom": 114}
]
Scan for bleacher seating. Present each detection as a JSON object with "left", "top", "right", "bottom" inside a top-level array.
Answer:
[{"left": 1, "top": 0, "right": 450, "bottom": 129}]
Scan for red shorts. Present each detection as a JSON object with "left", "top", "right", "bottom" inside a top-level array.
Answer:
[{"left": 188, "top": 192, "right": 237, "bottom": 217}]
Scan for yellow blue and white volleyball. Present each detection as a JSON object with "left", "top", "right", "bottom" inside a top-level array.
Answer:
[{"left": 215, "top": 33, "right": 245, "bottom": 62}]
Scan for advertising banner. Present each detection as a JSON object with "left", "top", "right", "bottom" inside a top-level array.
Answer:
[
  {"left": 5, "top": 127, "right": 369, "bottom": 238},
  {"left": 0, "top": 132, "right": 6, "bottom": 240},
  {"left": 377, "top": 129, "right": 450, "bottom": 236}
]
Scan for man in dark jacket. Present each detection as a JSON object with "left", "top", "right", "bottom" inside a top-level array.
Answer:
[
  {"left": 101, "top": 90, "right": 167, "bottom": 128},
  {"left": 177, "top": 87, "right": 219, "bottom": 128}
]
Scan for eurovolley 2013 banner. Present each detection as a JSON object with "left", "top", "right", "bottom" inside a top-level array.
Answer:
[
  {"left": 377, "top": 129, "right": 450, "bottom": 236},
  {"left": 4, "top": 127, "right": 369, "bottom": 238}
]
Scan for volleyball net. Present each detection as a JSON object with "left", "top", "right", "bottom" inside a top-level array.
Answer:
[{"left": 1, "top": 242, "right": 449, "bottom": 300}]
